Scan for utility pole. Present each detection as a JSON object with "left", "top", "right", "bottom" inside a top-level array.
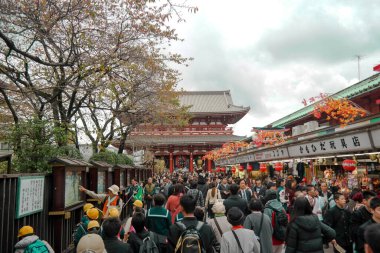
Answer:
[{"left": 355, "top": 55, "right": 362, "bottom": 81}]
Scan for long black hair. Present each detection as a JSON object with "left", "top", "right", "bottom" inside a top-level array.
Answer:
[{"left": 286, "top": 197, "right": 313, "bottom": 240}]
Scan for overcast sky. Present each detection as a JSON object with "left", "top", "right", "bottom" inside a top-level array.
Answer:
[{"left": 171, "top": 0, "right": 380, "bottom": 137}]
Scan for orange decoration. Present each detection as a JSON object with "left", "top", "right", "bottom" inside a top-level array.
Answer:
[{"left": 202, "top": 141, "right": 249, "bottom": 161}]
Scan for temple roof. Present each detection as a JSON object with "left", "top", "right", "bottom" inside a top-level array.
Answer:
[
  {"left": 269, "top": 73, "right": 380, "bottom": 128},
  {"left": 179, "top": 90, "right": 250, "bottom": 115},
  {"left": 125, "top": 134, "right": 245, "bottom": 146}
]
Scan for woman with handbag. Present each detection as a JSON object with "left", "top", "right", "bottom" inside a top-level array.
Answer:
[{"left": 205, "top": 182, "right": 222, "bottom": 218}]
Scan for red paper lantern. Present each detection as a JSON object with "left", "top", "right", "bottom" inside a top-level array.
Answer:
[
  {"left": 342, "top": 159, "right": 356, "bottom": 172},
  {"left": 259, "top": 163, "right": 267, "bottom": 172},
  {"left": 247, "top": 165, "right": 253, "bottom": 172},
  {"left": 215, "top": 167, "right": 220, "bottom": 172},
  {"left": 221, "top": 167, "right": 226, "bottom": 172},
  {"left": 239, "top": 165, "right": 244, "bottom": 171},
  {"left": 275, "top": 162, "right": 283, "bottom": 171},
  {"left": 231, "top": 167, "right": 236, "bottom": 173}
]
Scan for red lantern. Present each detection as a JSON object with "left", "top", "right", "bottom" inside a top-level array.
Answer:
[
  {"left": 342, "top": 159, "right": 356, "bottom": 172},
  {"left": 247, "top": 165, "right": 253, "bottom": 172},
  {"left": 275, "top": 162, "right": 283, "bottom": 171},
  {"left": 215, "top": 167, "right": 220, "bottom": 172},
  {"left": 221, "top": 167, "right": 226, "bottom": 172},
  {"left": 239, "top": 165, "right": 244, "bottom": 171},
  {"left": 231, "top": 167, "right": 236, "bottom": 173},
  {"left": 259, "top": 163, "right": 267, "bottom": 172}
]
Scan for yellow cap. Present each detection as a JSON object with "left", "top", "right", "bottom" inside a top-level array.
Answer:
[
  {"left": 83, "top": 203, "right": 94, "bottom": 213},
  {"left": 108, "top": 208, "right": 120, "bottom": 218},
  {"left": 133, "top": 200, "right": 143, "bottom": 208},
  {"left": 87, "top": 208, "right": 99, "bottom": 220},
  {"left": 18, "top": 226, "right": 34, "bottom": 238},
  {"left": 87, "top": 220, "right": 100, "bottom": 230}
]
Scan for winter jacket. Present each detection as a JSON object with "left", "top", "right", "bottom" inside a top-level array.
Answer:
[
  {"left": 127, "top": 231, "right": 160, "bottom": 253},
  {"left": 223, "top": 194, "right": 249, "bottom": 215},
  {"left": 350, "top": 205, "right": 372, "bottom": 243},
  {"left": 244, "top": 212, "right": 273, "bottom": 253},
  {"left": 14, "top": 235, "right": 54, "bottom": 253},
  {"left": 208, "top": 215, "right": 231, "bottom": 242},
  {"left": 167, "top": 217, "right": 219, "bottom": 253},
  {"left": 264, "top": 199, "right": 287, "bottom": 245},
  {"left": 146, "top": 206, "right": 172, "bottom": 236},
  {"left": 285, "top": 215, "right": 335, "bottom": 253},
  {"left": 103, "top": 236, "right": 132, "bottom": 253},
  {"left": 324, "top": 205, "right": 351, "bottom": 248},
  {"left": 356, "top": 219, "right": 379, "bottom": 253},
  {"left": 197, "top": 182, "right": 209, "bottom": 199}
]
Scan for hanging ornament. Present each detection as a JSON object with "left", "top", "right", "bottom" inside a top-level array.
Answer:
[
  {"left": 221, "top": 167, "right": 226, "bottom": 172},
  {"left": 275, "top": 162, "right": 283, "bottom": 171},
  {"left": 231, "top": 167, "right": 236, "bottom": 173},
  {"left": 259, "top": 163, "right": 267, "bottom": 172},
  {"left": 342, "top": 159, "right": 357, "bottom": 172},
  {"left": 247, "top": 165, "right": 253, "bottom": 172},
  {"left": 239, "top": 165, "right": 244, "bottom": 171},
  {"left": 215, "top": 167, "right": 220, "bottom": 172}
]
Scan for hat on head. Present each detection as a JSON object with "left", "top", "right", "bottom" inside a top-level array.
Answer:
[
  {"left": 107, "top": 185, "right": 119, "bottom": 195},
  {"left": 83, "top": 203, "right": 94, "bottom": 213},
  {"left": 211, "top": 201, "right": 225, "bottom": 214},
  {"left": 108, "top": 208, "right": 120, "bottom": 218},
  {"left": 267, "top": 182, "right": 276, "bottom": 189},
  {"left": 87, "top": 220, "right": 100, "bottom": 230},
  {"left": 227, "top": 207, "right": 244, "bottom": 226},
  {"left": 265, "top": 189, "right": 278, "bottom": 202},
  {"left": 77, "top": 234, "right": 105, "bottom": 253},
  {"left": 87, "top": 208, "right": 99, "bottom": 220},
  {"left": 18, "top": 226, "right": 34, "bottom": 238},
  {"left": 133, "top": 200, "right": 143, "bottom": 208}
]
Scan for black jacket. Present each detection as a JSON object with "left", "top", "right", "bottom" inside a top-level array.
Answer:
[
  {"left": 356, "top": 219, "right": 378, "bottom": 253},
  {"left": 167, "top": 217, "right": 219, "bottom": 253},
  {"left": 128, "top": 231, "right": 160, "bottom": 253},
  {"left": 324, "top": 206, "right": 352, "bottom": 247},
  {"left": 223, "top": 194, "right": 249, "bottom": 215},
  {"left": 103, "top": 236, "right": 132, "bottom": 253},
  {"left": 350, "top": 206, "right": 372, "bottom": 242},
  {"left": 285, "top": 215, "right": 336, "bottom": 253}
]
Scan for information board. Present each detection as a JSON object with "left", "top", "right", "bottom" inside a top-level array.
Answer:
[
  {"left": 16, "top": 176, "right": 45, "bottom": 219},
  {"left": 65, "top": 170, "right": 82, "bottom": 207}
]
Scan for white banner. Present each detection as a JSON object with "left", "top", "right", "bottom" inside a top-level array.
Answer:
[
  {"left": 288, "top": 132, "right": 371, "bottom": 157},
  {"left": 371, "top": 128, "right": 380, "bottom": 148},
  {"left": 254, "top": 148, "right": 289, "bottom": 161}
]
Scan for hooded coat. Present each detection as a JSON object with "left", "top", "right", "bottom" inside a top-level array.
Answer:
[
  {"left": 263, "top": 198, "right": 287, "bottom": 245},
  {"left": 285, "top": 215, "right": 336, "bottom": 253},
  {"left": 14, "top": 235, "right": 54, "bottom": 253}
]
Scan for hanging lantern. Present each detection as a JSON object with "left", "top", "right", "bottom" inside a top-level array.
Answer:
[
  {"left": 247, "top": 164, "right": 253, "bottom": 172},
  {"left": 275, "top": 162, "right": 283, "bottom": 171},
  {"left": 231, "top": 167, "right": 236, "bottom": 173},
  {"left": 215, "top": 167, "right": 220, "bottom": 172},
  {"left": 221, "top": 167, "right": 226, "bottom": 172},
  {"left": 259, "top": 163, "right": 267, "bottom": 172},
  {"left": 342, "top": 159, "right": 357, "bottom": 172},
  {"left": 239, "top": 165, "right": 244, "bottom": 171}
]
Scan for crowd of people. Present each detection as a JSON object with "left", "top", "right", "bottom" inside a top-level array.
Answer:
[{"left": 15, "top": 171, "right": 380, "bottom": 253}]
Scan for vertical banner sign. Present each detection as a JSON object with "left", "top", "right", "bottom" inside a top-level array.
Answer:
[{"left": 16, "top": 176, "right": 45, "bottom": 219}]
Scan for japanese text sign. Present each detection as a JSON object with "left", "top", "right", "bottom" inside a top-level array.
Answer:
[{"left": 16, "top": 176, "right": 45, "bottom": 219}]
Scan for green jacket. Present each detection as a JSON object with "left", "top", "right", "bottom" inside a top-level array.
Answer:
[
  {"left": 285, "top": 215, "right": 335, "bottom": 253},
  {"left": 146, "top": 206, "right": 172, "bottom": 236}
]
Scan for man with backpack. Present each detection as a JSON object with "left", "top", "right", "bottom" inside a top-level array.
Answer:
[
  {"left": 263, "top": 189, "right": 288, "bottom": 253},
  {"left": 14, "top": 225, "right": 54, "bottom": 253},
  {"left": 167, "top": 194, "right": 219, "bottom": 253},
  {"left": 102, "top": 217, "right": 133, "bottom": 253},
  {"left": 187, "top": 180, "right": 204, "bottom": 207},
  {"left": 127, "top": 212, "right": 161, "bottom": 253}
]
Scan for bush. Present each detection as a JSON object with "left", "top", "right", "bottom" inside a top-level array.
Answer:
[{"left": 90, "top": 150, "right": 133, "bottom": 165}]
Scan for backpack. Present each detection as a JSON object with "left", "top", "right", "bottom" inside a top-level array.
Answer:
[
  {"left": 24, "top": 240, "right": 49, "bottom": 253},
  {"left": 72, "top": 222, "right": 87, "bottom": 246},
  {"left": 174, "top": 221, "right": 205, "bottom": 253},
  {"left": 269, "top": 207, "right": 288, "bottom": 241},
  {"left": 139, "top": 232, "right": 160, "bottom": 253}
]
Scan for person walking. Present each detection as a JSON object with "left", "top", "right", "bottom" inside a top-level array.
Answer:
[
  {"left": 187, "top": 180, "right": 205, "bottom": 207},
  {"left": 239, "top": 179, "right": 252, "bottom": 202},
  {"left": 144, "top": 177, "right": 156, "bottom": 211},
  {"left": 324, "top": 193, "right": 352, "bottom": 253},
  {"left": 208, "top": 201, "right": 232, "bottom": 242},
  {"left": 244, "top": 199, "right": 273, "bottom": 253},
  {"left": 102, "top": 218, "right": 133, "bottom": 253},
  {"left": 166, "top": 183, "right": 185, "bottom": 224},
  {"left": 14, "top": 226, "right": 54, "bottom": 253},
  {"left": 220, "top": 207, "right": 260, "bottom": 253},
  {"left": 363, "top": 223, "right": 380, "bottom": 253},
  {"left": 205, "top": 182, "right": 222, "bottom": 218},
  {"left": 223, "top": 183, "right": 249, "bottom": 215},
  {"left": 146, "top": 193, "right": 172, "bottom": 237},
  {"left": 218, "top": 177, "right": 230, "bottom": 199},
  {"left": 285, "top": 197, "right": 336, "bottom": 253}
]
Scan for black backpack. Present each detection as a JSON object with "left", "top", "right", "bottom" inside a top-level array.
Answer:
[
  {"left": 174, "top": 221, "right": 205, "bottom": 253},
  {"left": 138, "top": 232, "right": 160, "bottom": 253},
  {"left": 269, "top": 206, "right": 288, "bottom": 241}
]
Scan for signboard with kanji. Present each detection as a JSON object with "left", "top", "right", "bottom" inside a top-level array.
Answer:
[
  {"left": 288, "top": 132, "right": 371, "bottom": 157},
  {"left": 15, "top": 176, "right": 45, "bottom": 219}
]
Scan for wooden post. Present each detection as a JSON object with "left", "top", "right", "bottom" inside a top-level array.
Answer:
[
  {"left": 169, "top": 152, "right": 173, "bottom": 173},
  {"left": 189, "top": 153, "right": 193, "bottom": 172},
  {"left": 207, "top": 159, "right": 212, "bottom": 172}
]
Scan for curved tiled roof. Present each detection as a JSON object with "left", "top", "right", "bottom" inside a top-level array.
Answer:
[
  {"left": 270, "top": 73, "right": 380, "bottom": 127},
  {"left": 126, "top": 134, "right": 245, "bottom": 146},
  {"left": 179, "top": 90, "right": 250, "bottom": 114}
]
